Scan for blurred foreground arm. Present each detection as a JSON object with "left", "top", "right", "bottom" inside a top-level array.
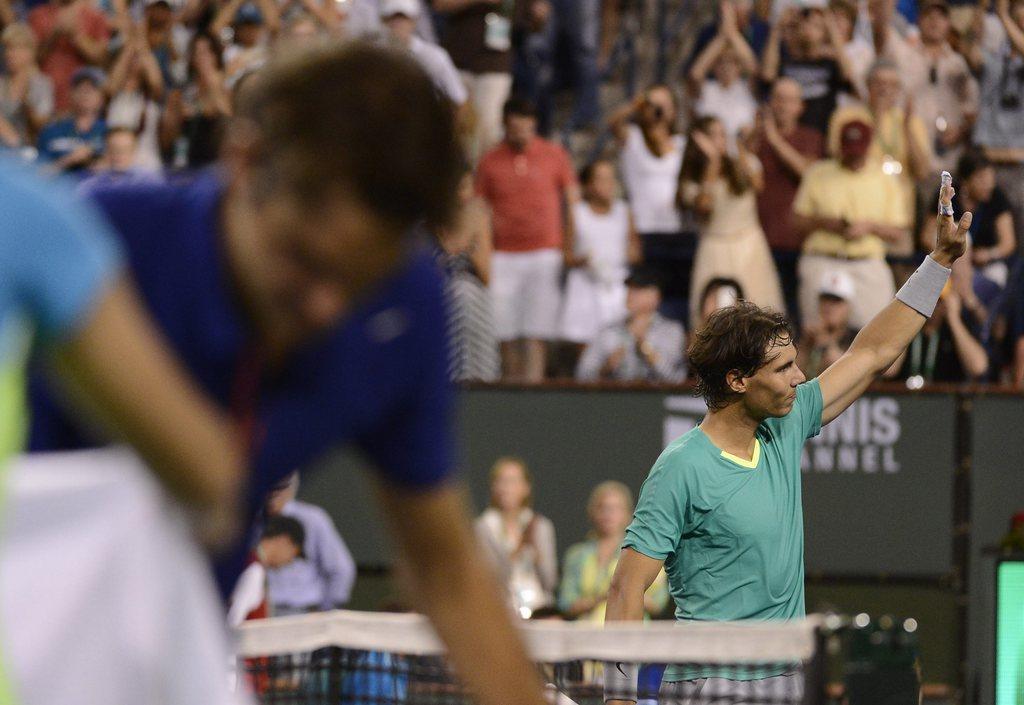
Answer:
[
  {"left": 53, "top": 276, "right": 243, "bottom": 523},
  {"left": 375, "top": 481, "right": 548, "bottom": 705}
]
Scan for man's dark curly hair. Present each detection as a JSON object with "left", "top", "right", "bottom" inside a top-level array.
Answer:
[{"left": 687, "top": 302, "right": 794, "bottom": 410}]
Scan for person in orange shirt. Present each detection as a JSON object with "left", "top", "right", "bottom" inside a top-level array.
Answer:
[
  {"left": 476, "top": 96, "right": 580, "bottom": 381},
  {"left": 28, "top": 0, "right": 109, "bottom": 113}
]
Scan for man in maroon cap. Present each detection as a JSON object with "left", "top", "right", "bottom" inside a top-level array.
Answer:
[{"left": 791, "top": 118, "right": 911, "bottom": 329}]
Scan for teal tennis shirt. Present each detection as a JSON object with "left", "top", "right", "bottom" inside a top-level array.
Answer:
[{"left": 624, "top": 379, "right": 824, "bottom": 681}]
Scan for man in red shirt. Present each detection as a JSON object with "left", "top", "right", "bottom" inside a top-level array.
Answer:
[
  {"left": 29, "top": 0, "right": 109, "bottom": 114},
  {"left": 751, "top": 77, "right": 824, "bottom": 324},
  {"left": 476, "top": 96, "right": 579, "bottom": 381}
]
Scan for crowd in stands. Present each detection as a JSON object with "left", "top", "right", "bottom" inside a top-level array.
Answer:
[{"left": 2, "top": 0, "right": 1023, "bottom": 386}]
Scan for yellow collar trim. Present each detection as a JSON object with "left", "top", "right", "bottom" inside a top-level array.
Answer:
[{"left": 720, "top": 438, "right": 761, "bottom": 469}]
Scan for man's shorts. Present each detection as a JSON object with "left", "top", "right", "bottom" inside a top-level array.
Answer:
[
  {"left": 659, "top": 672, "right": 803, "bottom": 705},
  {"left": 491, "top": 248, "right": 563, "bottom": 342}
]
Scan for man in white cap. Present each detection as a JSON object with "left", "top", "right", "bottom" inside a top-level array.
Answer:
[
  {"left": 796, "top": 269, "right": 860, "bottom": 377},
  {"left": 380, "top": 0, "right": 467, "bottom": 107}
]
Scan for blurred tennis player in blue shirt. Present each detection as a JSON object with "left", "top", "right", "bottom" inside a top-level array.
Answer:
[{"left": 28, "top": 42, "right": 549, "bottom": 705}]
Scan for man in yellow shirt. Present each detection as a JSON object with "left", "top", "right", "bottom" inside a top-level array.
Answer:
[
  {"left": 793, "top": 119, "right": 910, "bottom": 328},
  {"left": 826, "top": 58, "right": 936, "bottom": 259}
]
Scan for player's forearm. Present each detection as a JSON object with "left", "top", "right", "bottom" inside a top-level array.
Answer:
[
  {"left": 379, "top": 483, "right": 547, "bottom": 705},
  {"left": 54, "top": 277, "right": 244, "bottom": 511},
  {"left": 847, "top": 298, "right": 927, "bottom": 375}
]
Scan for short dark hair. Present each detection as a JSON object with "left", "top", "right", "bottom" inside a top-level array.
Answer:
[
  {"left": 687, "top": 302, "right": 793, "bottom": 410},
  {"left": 235, "top": 42, "right": 463, "bottom": 229},
  {"left": 579, "top": 158, "right": 612, "bottom": 185},
  {"left": 262, "top": 515, "right": 306, "bottom": 553},
  {"left": 956, "top": 148, "right": 992, "bottom": 181},
  {"left": 503, "top": 95, "right": 537, "bottom": 120}
]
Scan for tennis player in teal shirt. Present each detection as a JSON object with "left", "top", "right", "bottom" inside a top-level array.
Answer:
[{"left": 604, "top": 176, "right": 972, "bottom": 704}]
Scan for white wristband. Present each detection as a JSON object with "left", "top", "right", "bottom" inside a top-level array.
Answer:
[
  {"left": 895, "top": 255, "right": 951, "bottom": 317},
  {"left": 603, "top": 661, "right": 639, "bottom": 703}
]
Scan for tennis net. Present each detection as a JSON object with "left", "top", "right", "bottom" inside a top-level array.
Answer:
[{"left": 233, "top": 610, "right": 828, "bottom": 705}]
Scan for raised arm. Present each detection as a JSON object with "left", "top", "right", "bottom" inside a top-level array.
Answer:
[
  {"left": 53, "top": 276, "right": 243, "bottom": 541},
  {"left": 375, "top": 481, "right": 548, "bottom": 705},
  {"left": 997, "top": 0, "right": 1024, "bottom": 57},
  {"left": 816, "top": 179, "right": 971, "bottom": 425}
]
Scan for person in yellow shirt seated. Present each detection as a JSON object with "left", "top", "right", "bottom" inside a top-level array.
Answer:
[
  {"left": 793, "top": 119, "right": 911, "bottom": 329},
  {"left": 557, "top": 481, "right": 668, "bottom": 624}
]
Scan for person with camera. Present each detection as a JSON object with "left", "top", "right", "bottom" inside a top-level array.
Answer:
[{"left": 608, "top": 85, "right": 691, "bottom": 316}]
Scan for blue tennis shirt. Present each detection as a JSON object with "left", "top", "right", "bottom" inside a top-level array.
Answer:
[{"left": 28, "top": 169, "right": 456, "bottom": 595}]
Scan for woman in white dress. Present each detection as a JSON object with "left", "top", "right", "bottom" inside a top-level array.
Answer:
[
  {"left": 560, "top": 159, "right": 641, "bottom": 353},
  {"left": 608, "top": 85, "right": 694, "bottom": 312},
  {"left": 678, "top": 115, "right": 785, "bottom": 328},
  {"left": 475, "top": 456, "right": 557, "bottom": 619}
]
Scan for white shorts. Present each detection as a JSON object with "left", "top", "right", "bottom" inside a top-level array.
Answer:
[
  {"left": 491, "top": 249, "right": 563, "bottom": 341},
  {"left": 0, "top": 449, "right": 249, "bottom": 705}
]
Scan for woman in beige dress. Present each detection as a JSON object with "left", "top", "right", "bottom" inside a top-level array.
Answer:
[{"left": 678, "top": 115, "right": 784, "bottom": 328}]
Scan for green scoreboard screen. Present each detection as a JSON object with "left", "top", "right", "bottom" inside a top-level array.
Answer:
[{"left": 997, "top": 559, "right": 1024, "bottom": 705}]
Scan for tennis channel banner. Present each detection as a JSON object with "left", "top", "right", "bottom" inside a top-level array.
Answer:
[{"left": 308, "top": 388, "right": 956, "bottom": 577}]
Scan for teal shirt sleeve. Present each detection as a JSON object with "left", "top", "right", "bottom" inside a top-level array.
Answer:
[
  {"left": 792, "top": 378, "right": 824, "bottom": 439},
  {"left": 1, "top": 169, "right": 121, "bottom": 342},
  {"left": 623, "top": 454, "right": 687, "bottom": 561}
]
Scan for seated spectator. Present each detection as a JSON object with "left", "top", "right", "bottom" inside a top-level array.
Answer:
[
  {"left": 258, "top": 515, "right": 326, "bottom": 616},
  {"left": 797, "top": 269, "right": 859, "bottom": 378},
  {"left": 695, "top": 277, "right": 744, "bottom": 332},
  {"left": 37, "top": 66, "right": 106, "bottom": 175},
  {"left": 559, "top": 159, "right": 639, "bottom": 355},
  {"left": 380, "top": 0, "right": 467, "bottom": 108},
  {"left": 750, "top": 77, "right": 826, "bottom": 324},
  {"left": 828, "top": 59, "right": 935, "bottom": 263},
  {"left": 679, "top": 115, "right": 784, "bottom": 326},
  {"left": 761, "top": 4, "right": 857, "bottom": 134},
  {"left": 475, "top": 456, "right": 557, "bottom": 619},
  {"left": 79, "top": 127, "right": 164, "bottom": 191},
  {"left": 435, "top": 165, "right": 500, "bottom": 382},
  {"left": 476, "top": 96, "right": 578, "bottom": 382},
  {"left": 608, "top": 84, "right": 693, "bottom": 316},
  {"left": 576, "top": 268, "right": 687, "bottom": 383},
  {"left": 0, "top": 24, "right": 53, "bottom": 152},
  {"left": 160, "top": 32, "right": 231, "bottom": 169},
  {"left": 28, "top": 0, "right": 109, "bottom": 114},
  {"left": 969, "top": 0, "right": 1024, "bottom": 248},
  {"left": 106, "top": 32, "right": 165, "bottom": 172},
  {"left": 951, "top": 150, "right": 1017, "bottom": 293},
  {"left": 212, "top": 0, "right": 278, "bottom": 86},
  {"left": 687, "top": 1, "right": 759, "bottom": 145},
  {"left": 557, "top": 481, "right": 668, "bottom": 623},
  {"left": 265, "top": 472, "right": 357, "bottom": 611},
  {"left": 793, "top": 119, "right": 908, "bottom": 328},
  {"left": 913, "top": 0, "right": 979, "bottom": 173},
  {"left": 896, "top": 285, "right": 989, "bottom": 383}
]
